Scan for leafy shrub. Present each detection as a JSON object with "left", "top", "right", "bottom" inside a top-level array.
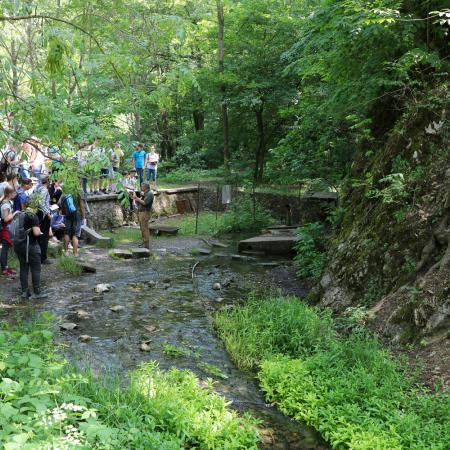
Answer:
[
  {"left": 294, "top": 223, "right": 327, "bottom": 279},
  {"left": 216, "top": 294, "right": 450, "bottom": 450},
  {"left": 222, "top": 194, "right": 274, "bottom": 233},
  {"left": 0, "top": 318, "right": 260, "bottom": 449},
  {"left": 214, "top": 295, "right": 335, "bottom": 371}
]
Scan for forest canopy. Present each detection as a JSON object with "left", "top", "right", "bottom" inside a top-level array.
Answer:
[{"left": 0, "top": 0, "right": 449, "bottom": 185}]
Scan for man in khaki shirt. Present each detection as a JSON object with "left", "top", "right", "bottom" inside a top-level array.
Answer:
[{"left": 132, "top": 183, "right": 154, "bottom": 248}]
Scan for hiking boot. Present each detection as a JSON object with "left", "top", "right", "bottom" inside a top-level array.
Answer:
[
  {"left": 21, "top": 290, "right": 31, "bottom": 299},
  {"left": 32, "top": 291, "right": 49, "bottom": 300}
]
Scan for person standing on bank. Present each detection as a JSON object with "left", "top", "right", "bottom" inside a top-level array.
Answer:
[
  {"left": 37, "top": 177, "right": 52, "bottom": 264},
  {"left": 132, "top": 144, "right": 146, "bottom": 185},
  {"left": 59, "top": 188, "right": 86, "bottom": 257},
  {"left": 0, "top": 186, "right": 18, "bottom": 277},
  {"left": 132, "top": 182, "right": 153, "bottom": 249},
  {"left": 14, "top": 194, "right": 48, "bottom": 299},
  {"left": 145, "top": 145, "right": 160, "bottom": 191}
]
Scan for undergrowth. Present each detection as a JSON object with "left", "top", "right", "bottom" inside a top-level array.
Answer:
[
  {"left": 214, "top": 295, "right": 450, "bottom": 449},
  {"left": 57, "top": 255, "right": 83, "bottom": 276},
  {"left": 0, "top": 317, "right": 260, "bottom": 449}
]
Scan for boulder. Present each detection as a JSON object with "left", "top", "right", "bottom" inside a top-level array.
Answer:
[
  {"left": 79, "top": 335, "right": 92, "bottom": 343},
  {"left": 213, "top": 283, "right": 222, "bottom": 290}
]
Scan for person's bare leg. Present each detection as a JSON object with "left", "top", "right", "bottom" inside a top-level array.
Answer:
[
  {"left": 64, "top": 234, "right": 70, "bottom": 255},
  {"left": 72, "top": 236, "right": 79, "bottom": 257}
]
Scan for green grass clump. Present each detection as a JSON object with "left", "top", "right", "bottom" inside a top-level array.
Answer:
[
  {"left": 162, "top": 342, "right": 192, "bottom": 358},
  {"left": 57, "top": 254, "right": 83, "bottom": 276},
  {"left": 214, "top": 295, "right": 335, "bottom": 371},
  {"left": 215, "top": 295, "right": 450, "bottom": 449},
  {"left": 0, "top": 317, "right": 260, "bottom": 449},
  {"left": 104, "top": 227, "right": 142, "bottom": 245}
]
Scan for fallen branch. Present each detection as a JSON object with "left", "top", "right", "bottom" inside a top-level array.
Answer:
[{"left": 192, "top": 261, "right": 200, "bottom": 280}]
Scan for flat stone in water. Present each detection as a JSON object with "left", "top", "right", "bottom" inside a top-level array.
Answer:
[
  {"left": 213, "top": 283, "right": 222, "bottom": 290},
  {"left": 77, "top": 261, "right": 97, "bottom": 273},
  {"left": 79, "top": 335, "right": 92, "bottom": 343},
  {"left": 111, "top": 249, "right": 133, "bottom": 259},
  {"left": 198, "top": 248, "right": 212, "bottom": 255},
  {"left": 131, "top": 248, "right": 150, "bottom": 258},
  {"left": 258, "top": 262, "right": 281, "bottom": 268}
]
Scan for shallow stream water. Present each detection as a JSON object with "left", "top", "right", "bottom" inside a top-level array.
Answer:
[{"left": 31, "top": 236, "right": 327, "bottom": 449}]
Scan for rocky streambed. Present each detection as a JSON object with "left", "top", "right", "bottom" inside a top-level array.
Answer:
[{"left": 4, "top": 235, "right": 327, "bottom": 449}]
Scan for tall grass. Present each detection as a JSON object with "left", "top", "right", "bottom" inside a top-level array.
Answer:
[{"left": 215, "top": 295, "right": 450, "bottom": 449}]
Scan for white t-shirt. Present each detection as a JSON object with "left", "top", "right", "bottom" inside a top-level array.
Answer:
[
  {"left": 0, "top": 181, "right": 9, "bottom": 199},
  {"left": 1, "top": 199, "right": 13, "bottom": 221},
  {"left": 146, "top": 152, "right": 159, "bottom": 168}
]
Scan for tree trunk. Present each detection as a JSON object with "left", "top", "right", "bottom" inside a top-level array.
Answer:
[
  {"left": 193, "top": 109, "right": 204, "bottom": 131},
  {"left": 217, "top": 0, "right": 230, "bottom": 175},
  {"left": 254, "top": 106, "right": 265, "bottom": 183}
]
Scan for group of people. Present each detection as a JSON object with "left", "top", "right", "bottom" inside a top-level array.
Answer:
[
  {"left": 0, "top": 172, "right": 85, "bottom": 299},
  {"left": 0, "top": 137, "right": 159, "bottom": 299}
]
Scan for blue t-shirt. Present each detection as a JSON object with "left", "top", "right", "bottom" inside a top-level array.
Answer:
[{"left": 132, "top": 150, "right": 146, "bottom": 169}]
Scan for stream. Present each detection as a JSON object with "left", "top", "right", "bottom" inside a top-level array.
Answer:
[{"left": 31, "top": 236, "right": 327, "bottom": 449}]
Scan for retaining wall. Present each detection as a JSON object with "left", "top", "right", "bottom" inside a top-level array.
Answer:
[{"left": 86, "top": 186, "right": 338, "bottom": 230}]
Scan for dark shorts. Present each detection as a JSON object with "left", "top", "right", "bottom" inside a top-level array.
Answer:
[{"left": 64, "top": 214, "right": 81, "bottom": 238}]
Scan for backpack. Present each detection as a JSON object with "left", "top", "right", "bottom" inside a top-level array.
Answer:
[
  {"left": 62, "top": 194, "right": 77, "bottom": 215},
  {"left": 9, "top": 211, "right": 30, "bottom": 246}
]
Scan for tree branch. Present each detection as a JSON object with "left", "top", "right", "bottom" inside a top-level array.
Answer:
[{"left": 0, "top": 14, "right": 126, "bottom": 87}]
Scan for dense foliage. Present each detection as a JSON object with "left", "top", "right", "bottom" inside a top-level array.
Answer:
[
  {"left": 0, "top": 0, "right": 448, "bottom": 185},
  {"left": 0, "top": 317, "right": 259, "bottom": 449},
  {"left": 215, "top": 295, "right": 450, "bottom": 449}
]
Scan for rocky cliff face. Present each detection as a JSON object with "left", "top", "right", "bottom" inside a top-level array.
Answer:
[{"left": 317, "top": 85, "right": 449, "bottom": 351}]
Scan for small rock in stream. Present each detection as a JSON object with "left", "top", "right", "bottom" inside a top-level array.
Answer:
[
  {"left": 147, "top": 280, "right": 157, "bottom": 288},
  {"left": 162, "top": 277, "right": 171, "bottom": 283},
  {"left": 140, "top": 343, "right": 151, "bottom": 352},
  {"left": 60, "top": 322, "right": 78, "bottom": 331},
  {"left": 213, "top": 283, "right": 222, "bottom": 290},
  {"left": 211, "top": 241, "right": 228, "bottom": 249},
  {"left": 215, "top": 297, "right": 225, "bottom": 303},
  {"left": 198, "top": 248, "right": 212, "bottom": 256},
  {"left": 79, "top": 335, "right": 92, "bottom": 343},
  {"left": 76, "top": 309, "right": 89, "bottom": 319},
  {"left": 110, "top": 305, "right": 124, "bottom": 312},
  {"left": 95, "top": 283, "right": 112, "bottom": 293}
]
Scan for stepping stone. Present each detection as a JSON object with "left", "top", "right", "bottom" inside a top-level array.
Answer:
[
  {"left": 211, "top": 241, "right": 228, "bottom": 249},
  {"left": 76, "top": 309, "right": 89, "bottom": 319},
  {"left": 81, "top": 225, "right": 113, "bottom": 246},
  {"left": 77, "top": 261, "right": 97, "bottom": 273},
  {"left": 79, "top": 335, "right": 92, "bottom": 343},
  {"left": 140, "top": 342, "right": 151, "bottom": 352},
  {"left": 238, "top": 235, "right": 297, "bottom": 255},
  {"left": 198, "top": 248, "right": 212, "bottom": 256},
  {"left": 60, "top": 322, "right": 77, "bottom": 331},
  {"left": 213, "top": 283, "right": 221, "bottom": 290},
  {"left": 111, "top": 249, "right": 133, "bottom": 259},
  {"left": 149, "top": 225, "right": 179, "bottom": 236},
  {"left": 131, "top": 248, "right": 150, "bottom": 258}
]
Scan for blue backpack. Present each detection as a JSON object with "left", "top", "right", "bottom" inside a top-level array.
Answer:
[{"left": 63, "top": 194, "right": 77, "bottom": 215}]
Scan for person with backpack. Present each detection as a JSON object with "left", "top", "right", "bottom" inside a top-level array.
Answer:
[
  {"left": 11, "top": 193, "right": 48, "bottom": 299},
  {"left": 37, "top": 177, "right": 52, "bottom": 264},
  {"left": 0, "top": 186, "right": 18, "bottom": 277},
  {"left": 59, "top": 189, "right": 86, "bottom": 257}
]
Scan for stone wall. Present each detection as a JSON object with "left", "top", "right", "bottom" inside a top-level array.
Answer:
[
  {"left": 86, "top": 186, "right": 338, "bottom": 230},
  {"left": 86, "top": 188, "right": 200, "bottom": 230}
]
